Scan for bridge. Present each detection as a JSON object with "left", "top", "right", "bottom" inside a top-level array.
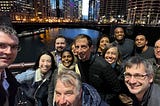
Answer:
[
  {"left": 12, "top": 22, "right": 131, "bottom": 34},
  {"left": 12, "top": 22, "right": 160, "bottom": 46}
]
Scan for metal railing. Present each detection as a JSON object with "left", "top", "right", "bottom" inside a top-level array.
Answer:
[
  {"left": 8, "top": 62, "right": 35, "bottom": 75},
  {"left": 8, "top": 62, "right": 35, "bottom": 69}
]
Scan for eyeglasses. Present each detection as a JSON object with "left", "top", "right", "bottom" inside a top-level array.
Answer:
[
  {"left": 154, "top": 46, "right": 160, "bottom": 50},
  {"left": 123, "top": 72, "right": 148, "bottom": 80},
  {"left": 0, "top": 42, "right": 21, "bottom": 52}
]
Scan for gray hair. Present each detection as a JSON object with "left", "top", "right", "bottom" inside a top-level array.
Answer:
[
  {"left": 55, "top": 70, "right": 82, "bottom": 93},
  {"left": 0, "top": 25, "right": 17, "bottom": 36},
  {"left": 124, "top": 56, "right": 154, "bottom": 75}
]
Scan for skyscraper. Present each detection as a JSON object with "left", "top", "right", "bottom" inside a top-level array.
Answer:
[
  {"left": 127, "top": 0, "right": 160, "bottom": 25},
  {"left": 99, "top": 0, "right": 127, "bottom": 19}
]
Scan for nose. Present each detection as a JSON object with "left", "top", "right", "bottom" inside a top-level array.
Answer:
[
  {"left": 128, "top": 76, "right": 137, "bottom": 84},
  {"left": 59, "top": 95, "right": 67, "bottom": 105}
]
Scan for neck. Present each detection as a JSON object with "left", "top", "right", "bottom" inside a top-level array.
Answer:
[{"left": 142, "top": 45, "right": 148, "bottom": 53}]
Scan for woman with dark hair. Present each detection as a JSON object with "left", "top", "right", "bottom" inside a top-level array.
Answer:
[
  {"left": 96, "top": 34, "right": 110, "bottom": 56},
  {"left": 58, "top": 49, "right": 80, "bottom": 74},
  {"left": 15, "top": 51, "right": 57, "bottom": 106}
]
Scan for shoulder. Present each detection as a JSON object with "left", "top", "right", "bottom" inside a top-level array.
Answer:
[
  {"left": 125, "top": 38, "right": 134, "bottom": 44},
  {"left": 15, "top": 68, "right": 35, "bottom": 83}
]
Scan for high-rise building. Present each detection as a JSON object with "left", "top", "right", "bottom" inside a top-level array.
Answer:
[
  {"left": 99, "top": 0, "right": 127, "bottom": 19},
  {"left": 127, "top": 0, "right": 160, "bottom": 24},
  {"left": 0, "top": 0, "right": 34, "bottom": 22},
  {"left": 33, "top": 0, "right": 51, "bottom": 21}
]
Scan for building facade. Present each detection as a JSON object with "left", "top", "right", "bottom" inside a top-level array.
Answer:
[
  {"left": 127, "top": 0, "right": 160, "bottom": 25},
  {"left": 0, "top": 0, "right": 34, "bottom": 22}
]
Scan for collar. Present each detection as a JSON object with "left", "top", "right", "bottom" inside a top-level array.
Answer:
[{"left": 0, "top": 70, "right": 7, "bottom": 79}]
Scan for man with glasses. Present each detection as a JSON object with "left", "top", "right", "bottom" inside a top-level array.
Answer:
[
  {"left": 0, "top": 25, "right": 20, "bottom": 106},
  {"left": 148, "top": 38, "right": 160, "bottom": 85},
  {"left": 124, "top": 56, "right": 160, "bottom": 106}
]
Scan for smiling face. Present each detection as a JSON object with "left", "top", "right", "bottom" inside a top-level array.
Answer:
[
  {"left": 114, "top": 27, "right": 125, "bottom": 41},
  {"left": 61, "top": 51, "right": 73, "bottom": 67},
  {"left": 104, "top": 47, "right": 118, "bottom": 64},
  {"left": 75, "top": 38, "right": 92, "bottom": 62},
  {"left": 0, "top": 31, "right": 19, "bottom": 69},
  {"left": 124, "top": 63, "right": 153, "bottom": 99},
  {"left": 55, "top": 79, "right": 81, "bottom": 106},
  {"left": 55, "top": 37, "right": 66, "bottom": 53},
  {"left": 154, "top": 39, "right": 160, "bottom": 60},
  {"left": 39, "top": 54, "right": 52, "bottom": 74},
  {"left": 99, "top": 37, "right": 110, "bottom": 51}
]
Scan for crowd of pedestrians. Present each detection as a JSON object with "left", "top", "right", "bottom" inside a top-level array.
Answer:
[{"left": 0, "top": 25, "right": 160, "bottom": 106}]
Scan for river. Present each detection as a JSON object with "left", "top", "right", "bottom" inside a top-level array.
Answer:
[{"left": 14, "top": 28, "right": 101, "bottom": 63}]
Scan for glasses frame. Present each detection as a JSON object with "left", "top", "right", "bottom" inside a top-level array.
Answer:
[
  {"left": 0, "top": 42, "right": 21, "bottom": 52},
  {"left": 123, "top": 72, "right": 148, "bottom": 80}
]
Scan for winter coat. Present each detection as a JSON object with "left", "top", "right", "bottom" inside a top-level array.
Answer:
[
  {"left": 77, "top": 53, "right": 121, "bottom": 105},
  {"left": 15, "top": 68, "right": 53, "bottom": 106},
  {"left": 133, "top": 83, "right": 160, "bottom": 106}
]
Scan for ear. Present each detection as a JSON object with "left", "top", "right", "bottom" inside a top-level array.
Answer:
[
  {"left": 146, "top": 40, "right": 148, "bottom": 45},
  {"left": 90, "top": 45, "right": 94, "bottom": 52},
  {"left": 148, "top": 74, "right": 154, "bottom": 83},
  {"left": 78, "top": 88, "right": 82, "bottom": 99}
]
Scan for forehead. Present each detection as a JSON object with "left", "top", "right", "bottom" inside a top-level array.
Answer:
[
  {"left": 55, "top": 37, "right": 66, "bottom": 42},
  {"left": 136, "top": 35, "right": 145, "bottom": 39},
  {"left": 155, "top": 40, "right": 160, "bottom": 46},
  {"left": 0, "top": 31, "right": 19, "bottom": 44},
  {"left": 100, "top": 37, "right": 109, "bottom": 41},
  {"left": 40, "top": 54, "right": 51, "bottom": 60},
  {"left": 75, "top": 38, "right": 88, "bottom": 45},
  {"left": 62, "top": 51, "right": 71, "bottom": 56},
  {"left": 114, "top": 27, "right": 124, "bottom": 32},
  {"left": 125, "top": 63, "right": 146, "bottom": 73},
  {"left": 107, "top": 47, "right": 118, "bottom": 52},
  {"left": 56, "top": 79, "right": 75, "bottom": 90}
]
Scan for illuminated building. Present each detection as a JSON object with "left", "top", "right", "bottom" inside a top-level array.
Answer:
[
  {"left": 99, "top": 0, "right": 127, "bottom": 19},
  {"left": 0, "top": 0, "right": 34, "bottom": 22},
  {"left": 127, "top": 0, "right": 160, "bottom": 25},
  {"left": 33, "top": 0, "right": 51, "bottom": 22}
]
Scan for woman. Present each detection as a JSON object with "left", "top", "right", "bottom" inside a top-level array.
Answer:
[
  {"left": 102, "top": 44, "right": 133, "bottom": 106},
  {"left": 15, "top": 51, "right": 57, "bottom": 106},
  {"left": 102, "top": 44, "right": 122, "bottom": 76},
  {"left": 58, "top": 49, "right": 80, "bottom": 75},
  {"left": 96, "top": 34, "right": 110, "bottom": 56}
]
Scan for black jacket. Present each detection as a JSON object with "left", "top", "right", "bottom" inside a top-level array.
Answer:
[
  {"left": 78, "top": 53, "right": 121, "bottom": 105},
  {"left": 0, "top": 69, "right": 19, "bottom": 106}
]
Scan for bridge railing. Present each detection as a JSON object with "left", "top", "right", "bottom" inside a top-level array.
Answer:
[{"left": 8, "top": 62, "right": 35, "bottom": 75}]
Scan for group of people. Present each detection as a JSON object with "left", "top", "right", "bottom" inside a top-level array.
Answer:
[{"left": 0, "top": 25, "right": 160, "bottom": 106}]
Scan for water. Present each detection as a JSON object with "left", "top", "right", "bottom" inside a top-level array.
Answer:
[{"left": 14, "top": 28, "right": 101, "bottom": 63}]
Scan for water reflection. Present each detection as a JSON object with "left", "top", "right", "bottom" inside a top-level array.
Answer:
[{"left": 15, "top": 28, "right": 100, "bottom": 63}]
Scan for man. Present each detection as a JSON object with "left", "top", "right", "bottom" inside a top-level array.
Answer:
[
  {"left": 124, "top": 56, "right": 160, "bottom": 106},
  {"left": 53, "top": 70, "right": 109, "bottom": 106},
  {"left": 0, "top": 25, "right": 20, "bottom": 106},
  {"left": 134, "top": 34, "right": 154, "bottom": 59},
  {"left": 148, "top": 38, "right": 160, "bottom": 85},
  {"left": 51, "top": 35, "right": 67, "bottom": 66},
  {"left": 112, "top": 27, "right": 134, "bottom": 62},
  {"left": 74, "top": 34, "right": 121, "bottom": 106}
]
